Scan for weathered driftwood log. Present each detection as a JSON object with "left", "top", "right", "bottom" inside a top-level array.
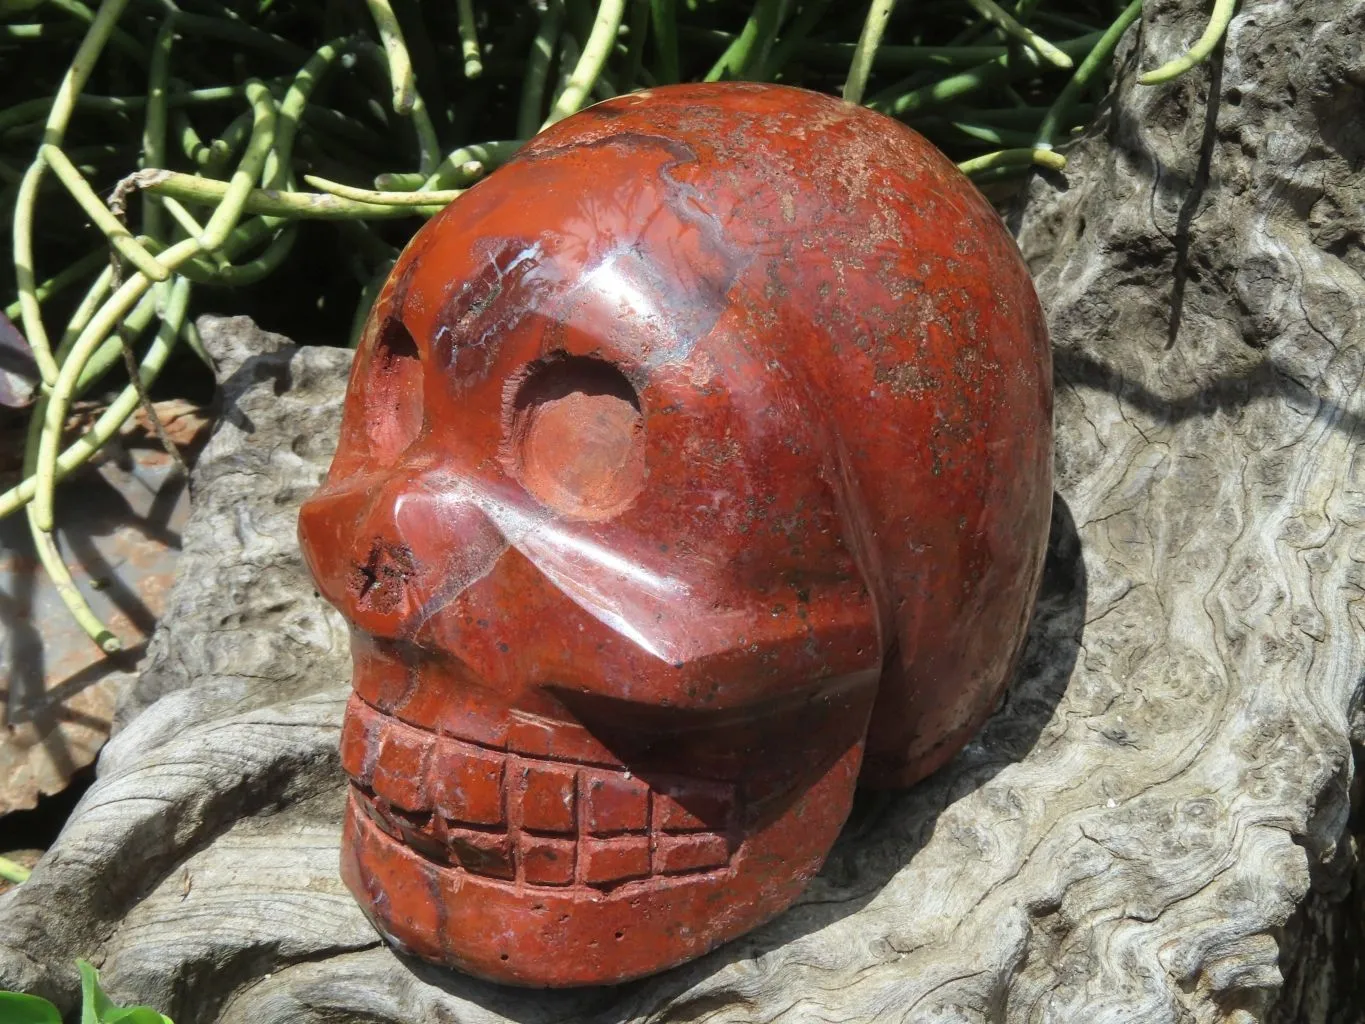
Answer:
[{"left": 1, "top": 0, "right": 1362, "bottom": 1019}]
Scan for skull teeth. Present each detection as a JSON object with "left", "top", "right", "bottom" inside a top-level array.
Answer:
[{"left": 343, "top": 695, "right": 738, "bottom": 888}]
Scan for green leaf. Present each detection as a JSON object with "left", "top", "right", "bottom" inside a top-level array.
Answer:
[
  {"left": 76, "top": 960, "right": 115, "bottom": 1024},
  {"left": 0, "top": 991, "right": 63, "bottom": 1024},
  {"left": 103, "top": 1008, "right": 175, "bottom": 1024}
]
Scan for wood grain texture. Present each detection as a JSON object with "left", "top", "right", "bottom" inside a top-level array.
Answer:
[{"left": 1, "top": 0, "right": 1362, "bottom": 1018}]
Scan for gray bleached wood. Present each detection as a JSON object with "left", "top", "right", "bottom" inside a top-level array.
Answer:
[{"left": 0, "top": 0, "right": 1362, "bottom": 1018}]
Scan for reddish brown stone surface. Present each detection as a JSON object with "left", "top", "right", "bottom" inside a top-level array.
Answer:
[{"left": 297, "top": 82, "right": 1052, "bottom": 987}]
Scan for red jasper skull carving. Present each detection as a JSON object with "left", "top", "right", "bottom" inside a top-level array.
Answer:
[{"left": 298, "top": 82, "right": 1052, "bottom": 988}]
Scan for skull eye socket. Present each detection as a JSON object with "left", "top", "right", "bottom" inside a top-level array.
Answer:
[
  {"left": 363, "top": 316, "right": 424, "bottom": 459},
  {"left": 507, "top": 356, "right": 645, "bottom": 521}
]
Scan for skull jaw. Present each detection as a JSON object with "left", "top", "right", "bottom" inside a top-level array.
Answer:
[{"left": 340, "top": 737, "right": 864, "bottom": 987}]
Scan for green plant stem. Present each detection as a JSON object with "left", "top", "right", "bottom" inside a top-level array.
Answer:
[
  {"left": 31, "top": 235, "right": 201, "bottom": 532},
  {"left": 421, "top": 139, "right": 522, "bottom": 190},
  {"left": 0, "top": 85, "right": 252, "bottom": 136},
  {"left": 0, "top": 856, "right": 30, "bottom": 884},
  {"left": 956, "top": 146, "right": 1065, "bottom": 174},
  {"left": 198, "top": 80, "right": 276, "bottom": 251},
  {"left": 545, "top": 0, "right": 628, "bottom": 124},
  {"left": 171, "top": 11, "right": 307, "bottom": 65},
  {"left": 39, "top": 0, "right": 145, "bottom": 63},
  {"left": 1140, "top": 0, "right": 1232, "bottom": 84},
  {"left": 553, "top": 32, "right": 583, "bottom": 104},
  {"left": 361, "top": 0, "right": 439, "bottom": 171},
  {"left": 843, "top": 0, "right": 897, "bottom": 103},
  {"left": 963, "top": 0, "right": 1072, "bottom": 67},
  {"left": 365, "top": 0, "right": 417, "bottom": 112},
  {"left": 2, "top": 248, "right": 104, "bottom": 320},
  {"left": 53, "top": 264, "right": 116, "bottom": 365},
  {"left": 180, "top": 316, "right": 211, "bottom": 369},
  {"left": 372, "top": 171, "right": 426, "bottom": 190},
  {"left": 1, "top": 21, "right": 83, "bottom": 39},
  {"left": 274, "top": 38, "right": 353, "bottom": 180},
  {"left": 408, "top": 95, "right": 442, "bottom": 175},
  {"left": 649, "top": 0, "right": 679, "bottom": 83},
  {"left": 917, "top": 117, "right": 1038, "bottom": 147},
  {"left": 866, "top": 30, "right": 1100, "bottom": 118},
  {"left": 756, "top": 0, "right": 833, "bottom": 78},
  {"left": 136, "top": 169, "right": 441, "bottom": 218},
  {"left": 13, "top": 0, "right": 133, "bottom": 387},
  {"left": 519, "top": 0, "right": 564, "bottom": 137},
  {"left": 303, "top": 174, "right": 463, "bottom": 205},
  {"left": 189, "top": 224, "right": 297, "bottom": 287},
  {"left": 345, "top": 215, "right": 404, "bottom": 257},
  {"left": 24, "top": 274, "right": 188, "bottom": 653},
  {"left": 193, "top": 36, "right": 353, "bottom": 287},
  {"left": 201, "top": 109, "right": 253, "bottom": 178},
  {"left": 940, "top": 102, "right": 1092, "bottom": 126},
  {"left": 26, "top": 499, "right": 113, "bottom": 647},
  {"left": 1035, "top": 0, "right": 1141, "bottom": 146},
  {"left": 140, "top": 13, "right": 177, "bottom": 243},
  {"left": 39, "top": 144, "right": 170, "bottom": 281},
  {"left": 704, "top": 0, "right": 781, "bottom": 81},
  {"left": 967, "top": 164, "right": 1034, "bottom": 186},
  {"left": 298, "top": 105, "right": 386, "bottom": 153},
  {"left": 1031, "top": 10, "right": 1103, "bottom": 35},
  {"left": 59, "top": 281, "right": 129, "bottom": 393},
  {"left": 172, "top": 108, "right": 211, "bottom": 165},
  {"left": 794, "top": 40, "right": 1004, "bottom": 70},
  {"left": 12, "top": 265, "right": 193, "bottom": 663},
  {"left": 71, "top": 288, "right": 158, "bottom": 399},
  {"left": 457, "top": 0, "right": 482, "bottom": 78}
]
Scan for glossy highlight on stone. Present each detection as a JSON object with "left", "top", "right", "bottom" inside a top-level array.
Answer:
[{"left": 297, "top": 81, "right": 1053, "bottom": 987}]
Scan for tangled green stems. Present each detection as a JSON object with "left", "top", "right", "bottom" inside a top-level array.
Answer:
[
  {"left": 866, "top": 30, "right": 1103, "bottom": 120},
  {"left": 1035, "top": 0, "right": 1143, "bottom": 149},
  {"left": 2, "top": 0, "right": 1238, "bottom": 652},
  {"left": 0, "top": 282, "right": 190, "bottom": 521},
  {"left": 13, "top": 0, "right": 133, "bottom": 386},
  {"left": 40, "top": 143, "right": 167, "bottom": 280},
  {"left": 9, "top": 14, "right": 398, "bottom": 645}
]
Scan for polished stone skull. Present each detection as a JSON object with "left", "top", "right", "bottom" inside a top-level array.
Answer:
[{"left": 297, "top": 82, "right": 1052, "bottom": 987}]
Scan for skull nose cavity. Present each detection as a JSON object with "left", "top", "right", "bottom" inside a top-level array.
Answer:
[
  {"left": 337, "top": 485, "right": 508, "bottom": 638},
  {"left": 349, "top": 536, "right": 417, "bottom": 615},
  {"left": 507, "top": 356, "right": 645, "bottom": 521}
]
